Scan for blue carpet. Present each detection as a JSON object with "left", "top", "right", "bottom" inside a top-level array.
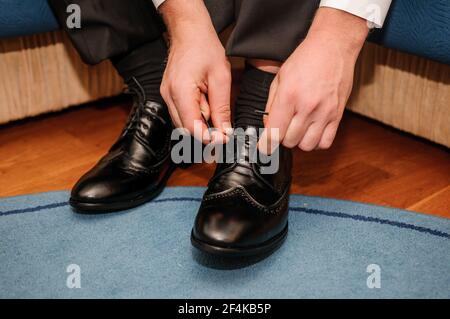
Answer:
[{"left": 0, "top": 187, "right": 449, "bottom": 299}]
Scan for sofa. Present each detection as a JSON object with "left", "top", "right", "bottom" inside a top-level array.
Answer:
[{"left": 0, "top": 0, "right": 449, "bottom": 147}]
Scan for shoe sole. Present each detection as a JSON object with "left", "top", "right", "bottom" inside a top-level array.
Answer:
[
  {"left": 69, "top": 165, "right": 175, "bottom": 214},
  {"left": 191, "top": 223, "right": 288, "bottom": 258}
]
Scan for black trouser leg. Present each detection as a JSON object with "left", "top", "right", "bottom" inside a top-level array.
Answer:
[
  {"left": 48, "top": 0, "right": 165, "bottom": 65},
  {"left": 45, "top": 0, "right": 235, "bottom": 111},
  {"left": 225, "top": 0, "right": 320, "bottom": 62},
  {"left": 49, "top": 0, "right": 320, "bottom": 65},
  {"left": 204, "top": 0, "right": 320, "bottom": 62},
  {"left": 48, "top": 0, "right": 167, "bottom": 103}
]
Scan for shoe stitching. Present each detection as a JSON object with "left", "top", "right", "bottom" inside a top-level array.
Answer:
[{"left": 202, "top": 186, "right": 289, "bottom": 215}]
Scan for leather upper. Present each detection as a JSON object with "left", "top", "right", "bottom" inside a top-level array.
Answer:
[
  {"left": 193, "top": 127, "right": 293, "bottom": 248},
  {"left": 71, "top": 97, "right": 173, "bottom": 203}
]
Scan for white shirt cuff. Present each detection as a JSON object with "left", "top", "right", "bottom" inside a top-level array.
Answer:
[
  {"left": 152, "top": 0, "right": 166, "bottom": 9},
  {"left": 319, "top": 0, "right": 392, "bottom": 28}
]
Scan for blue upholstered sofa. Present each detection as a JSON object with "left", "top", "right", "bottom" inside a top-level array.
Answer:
[
  {"left": 1, "top": 0, "right": 449, "bottom": 64},
  {"left": 0, "top": 0, "right": 58, "bottom": 39}
]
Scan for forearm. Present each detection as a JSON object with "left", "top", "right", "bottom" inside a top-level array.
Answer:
[
  {"left": 307, "top": 7, "right": 369, "bottom": 61},
  {"left": 159, "top": 0, "right": 216, "bottom": 43}
]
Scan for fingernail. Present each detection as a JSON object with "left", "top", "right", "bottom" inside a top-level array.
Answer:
[
  {"left": 203, "top": 130, "right": 211, "bottom": 143},
  {"left": 211, "top": 131, "right": 228, "bottom": 145},
  {"left": 224, "top": 127, "right": 234, "bottom": 136}
]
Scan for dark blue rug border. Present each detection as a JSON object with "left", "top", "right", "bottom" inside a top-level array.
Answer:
[{"left": 1, "top": 197, "right": 449, "bottom": 240}]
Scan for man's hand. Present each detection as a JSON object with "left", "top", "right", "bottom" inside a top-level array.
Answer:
[
  {"left": 159, "top": 0, "right": 232, "bottom": 144},
  {"left": 259, "top": 8, "right": 369, "bottom": 153}
]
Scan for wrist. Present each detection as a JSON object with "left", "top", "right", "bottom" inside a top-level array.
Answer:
[
  {"left": 307, "top": 7, "right": 368, "bottom": 60},
  {"left": 160, "top": 0, "right": 216, "bottom": 44}
]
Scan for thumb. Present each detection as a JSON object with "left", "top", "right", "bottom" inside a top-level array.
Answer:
[
  {"left": 208, "top": 71, "right": 232, "bottom": 134},
  {"left": 199, "top": 93, "right": 211, "bottom": 122},
  {"left": 259, "top": 77, "right": 288, "bottom": 154},
  {"left": 263, "top": 76, "right": 279, "bottom": 128}
]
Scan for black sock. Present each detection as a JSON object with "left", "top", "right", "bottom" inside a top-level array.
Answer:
[
  {"left": 233, "top": 64, "right": 276, "bottom": 129},
  {"left": 111, "top": 38, "right": 167, "bottom": 104}
]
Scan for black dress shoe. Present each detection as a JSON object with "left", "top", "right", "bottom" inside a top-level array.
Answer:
[
  {"left": 70, "top": 85, "right": 174, "bottom": 213},
  {"left": 191, "top": 127, "right": 292, "bottom": 257}
]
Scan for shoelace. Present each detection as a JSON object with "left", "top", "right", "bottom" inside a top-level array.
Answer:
[
  {"left": 236, "top": 128, "right": 258, "bottom": 169},
  {"left": 212, "top": 128, "right": 278, "bottom": 194},
  {"left": 122, "top": 77, "right": 167, "bottom": 138},
  {"left": 217, "top": 127, "right": 260, "bottom": 172},
  {"left": 110, "top": 77, "right": 169, "bottom": 158}
]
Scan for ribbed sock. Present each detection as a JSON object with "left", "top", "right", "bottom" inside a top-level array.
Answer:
[
  {"left": 111, "top": 38, "right": 167, "bottom": 104},
  {"left": 233, "top": 64, "right": 276, "bottom": 129}
]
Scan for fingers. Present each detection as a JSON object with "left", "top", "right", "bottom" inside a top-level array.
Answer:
[
  {"left": 298, "top": 122, "right": 327, "bottom": 151},
  {"left": 161, "top": 86, "right": 183, "bottom": 129},
  {"left": 283, "top": 118, "right": 334, "bottom": 152},
  {"left": 264, "top": 76, "right": 278, "bottom": 117},
  {"left": 317, "top": 120, "right": 339, "bottom": 150},
  {"left": 199, "top": 94, "right": 211, "bottom": 122},
  {"left": 199, "top": 93, "right": 230, "bottom": 143},
  {"left": 282, "top": 115, "right": 309, "bottom": 148},
  {"left": 170, "top": 83, "right": 211, "bottom": 144},
  {"left": 258, "top": 94, "right": 341, "bottom": 153},
  {"left": 258, "top": 78, "right": 294, "bottom": 154},
  {"left": 161, "top": 69, "right": 232, "bottom": 144},
  {"left": 207, "top": 69, "right": 232, "bottom": 134}
]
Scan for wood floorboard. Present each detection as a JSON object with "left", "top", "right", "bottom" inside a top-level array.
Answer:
[{"left": 0, "top": 97, "right": 448, "bottom": 218}]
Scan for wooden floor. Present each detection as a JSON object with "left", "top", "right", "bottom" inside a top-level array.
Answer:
[{"left": 0, "top": 97, "right": 449, "bottom": 218}]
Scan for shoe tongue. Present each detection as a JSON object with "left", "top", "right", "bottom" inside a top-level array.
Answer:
[
  {"left": 208, "top": 127, "right": 259, "bottom": 192},
  {"left": 232, "top": 126, "right": 259, "bottom": 164},
  {"left": 235, "top": 126, "right": 261, "bottom": 138},
  {"left": 244, "top": 126, "right": 258, "bottom": 136}
]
